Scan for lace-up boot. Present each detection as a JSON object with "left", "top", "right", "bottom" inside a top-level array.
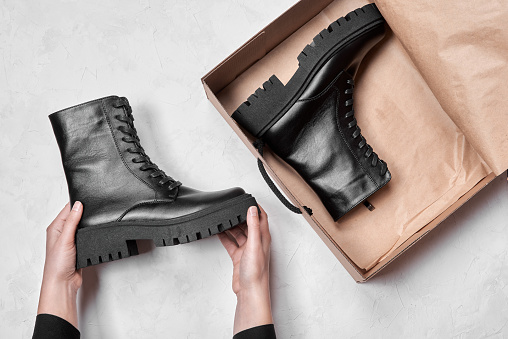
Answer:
[
  {"left": 50, "top": 96, "right": 256, "bottom": 268},
  {"left": 232, "top": 4, "right": 390, "bottom": 221}
]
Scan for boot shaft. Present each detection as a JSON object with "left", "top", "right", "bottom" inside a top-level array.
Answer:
[
  {"left": 231, "top": 4, "right": 390, "bottom": 220},
  {"left": 264, "top": 71, "right": 390, "bottom": 219},
  {"left": 49, "top": 96, "right": 172, "bottom": 227}
]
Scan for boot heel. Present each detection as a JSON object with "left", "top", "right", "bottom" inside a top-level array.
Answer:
[
  {"left": 76, "top": 227, "right": 139, "bottom": 269},
  {"left": 232, "top": 75, "right": 286, "bottom": 138}
]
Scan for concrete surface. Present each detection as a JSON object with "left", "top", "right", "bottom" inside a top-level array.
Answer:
[{"left": 1, "top": 1, "right": 507, "bottom": 338}]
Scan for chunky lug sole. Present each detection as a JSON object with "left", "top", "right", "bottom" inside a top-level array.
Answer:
[
  {"left": 75, "top": 194, "right": 256, "bottom": 268},
  {"left": 232, "top": 4, "right": 385, "bottom": 137}
]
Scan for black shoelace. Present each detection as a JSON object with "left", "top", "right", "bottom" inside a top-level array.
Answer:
[
  {"left": 344, "top": 79, "right": 388, "bottom": 176},
  {"left": 113, "top": 97, "right": 182, "bottom": 195}
]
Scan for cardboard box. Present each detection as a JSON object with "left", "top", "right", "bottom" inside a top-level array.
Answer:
[{"left": 202, "top": 0, "right": 507, "bottom": 282}]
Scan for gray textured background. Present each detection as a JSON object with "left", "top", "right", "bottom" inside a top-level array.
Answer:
[{"left": 1, "top": 1, "right": 507, "bottom": 338}]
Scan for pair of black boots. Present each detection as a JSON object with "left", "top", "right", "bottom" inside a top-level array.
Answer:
[{"left": 51, "top": 4, "right": 389, "bottom": 269}]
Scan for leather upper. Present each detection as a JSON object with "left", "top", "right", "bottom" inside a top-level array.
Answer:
[
  {"left": 120, "top": 186, "right": 245, "bottom": 222},
  {"left": 50, "top": 96, "right": 245, "bottom": 228},
  {"left": 264, "top": 72, "right": 391, "bottom": 220},
  {"left": 262, "top": 22, "right": 390, "bottom": 220},
  {"left": 264, "top": 71, "right": 390, "bottom": 220}
]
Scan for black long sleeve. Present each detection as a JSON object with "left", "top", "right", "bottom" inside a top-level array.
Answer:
[
  {"left": 33, "top": 314, "right": 275, "bottom": 338},
  {"left": 233, "top": 324, "right": 276, "bottom": 339},
  {"left": 33, "top": 314, "right": 80, "bottom": 339}
]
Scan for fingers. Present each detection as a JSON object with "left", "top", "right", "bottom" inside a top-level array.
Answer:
[
  {"left": 47, "top": 203, "right": 71, "bottom": 234},
  {"left": 258, "top": 205, "right": 270, "bottom": 241},
  {"left": 227, "top": 226, "right": 248, "bottom": 247},
  {"left": 238, "top": 222, "right": 248, "bottom": 237},
  {"left": 218, "top": 232, "right": 238, "bottom": 259},
  {"left": 246, "top": 206, "right": 261, "bottom": 246},
  {"left": 221, "top": 204, "right": 270, "bottom": 257},
  {"left": 46, "top": 204, "right": 71, "bottom": 249},
  {"left": 60, "top": 201, "right": 83, "bottom": 244}
]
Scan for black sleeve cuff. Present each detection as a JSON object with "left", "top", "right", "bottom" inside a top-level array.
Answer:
[
  {"left": 233, "top": 324, "right": 276, "bottom": 339},
  {"left": 33, "top": 314, "right": 80, "bottom": 339}
]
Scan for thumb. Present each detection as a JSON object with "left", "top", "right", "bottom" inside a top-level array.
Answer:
[
  {"left": 60, "top": 201, "right": 83, "bottom": 244},
  {"left": 246, "top": 206, "right": 261, "bottom": 246}
]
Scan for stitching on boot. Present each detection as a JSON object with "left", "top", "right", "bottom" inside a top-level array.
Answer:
[
  {"left": 116, "top": 199, "right": 174, "bottom": 221},
  {"left": 51, "top": 96, "right": 118, "bottom": 116},
  {"left": 297, "top": 71, "right": 345, "bottom": 103}
]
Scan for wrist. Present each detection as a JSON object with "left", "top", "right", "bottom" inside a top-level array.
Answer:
[
  {"left": 234, "top": 284, "right": 273, "bottom": 335},
  {"left": 236, "top": 282, "right": 269, "bottom": 302},
  {"left": 41, "top": 274, "right": 80, "bottom": 294},
  {"left": 38, "top": 277, "right": 79, "bottom": 329}
]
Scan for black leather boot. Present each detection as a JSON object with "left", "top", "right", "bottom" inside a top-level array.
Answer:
[
  {"left": 232, "top": 4, "right": 390, "bottom": 221},
  {"left": 50, "top": 96, "right": 257, "bottom": 268}
]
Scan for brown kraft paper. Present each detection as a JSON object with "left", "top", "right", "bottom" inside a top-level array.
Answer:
[{"left": 216, "top": 0, "right": 504, "bottom": 270}]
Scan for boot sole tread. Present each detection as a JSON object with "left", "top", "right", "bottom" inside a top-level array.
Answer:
[
  {"left": 75, "top": 194, "right": 256, "bottom": 268},
  {"left": 232, "top": 3, "right": 385, "bottom": 137}
]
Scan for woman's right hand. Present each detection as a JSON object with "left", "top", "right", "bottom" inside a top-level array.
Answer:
[{"left": 218, "top": 205, "right": 273, "bottom": 335}]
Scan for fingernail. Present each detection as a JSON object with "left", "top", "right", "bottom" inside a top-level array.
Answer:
[
  {"left": 249, "top": 206, "right": 258, "bottom": 217},
  {"left": 72, "top": 201, "right": 82, "bottom": 212}
]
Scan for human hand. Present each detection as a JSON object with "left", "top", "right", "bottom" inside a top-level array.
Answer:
[
  {"left": 37, "top": 201, "right": 83, "bottom": 328},
  {"left": 218, "top": 205, "right": 273, "bottom": 334}
]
